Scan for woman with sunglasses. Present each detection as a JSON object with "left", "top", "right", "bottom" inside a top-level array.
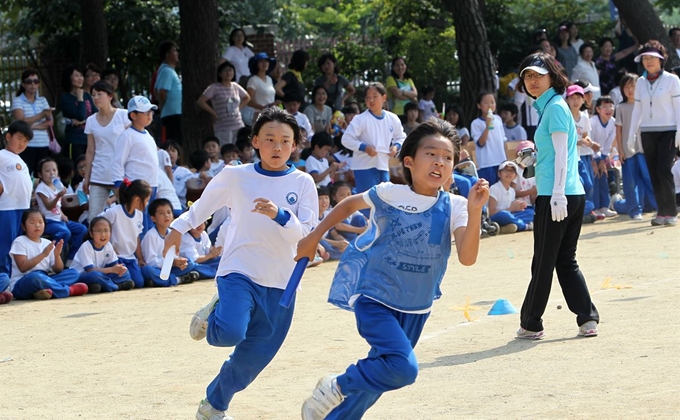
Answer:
[{"left": 10, "top": 69, "right": 54, "bottom": 175}]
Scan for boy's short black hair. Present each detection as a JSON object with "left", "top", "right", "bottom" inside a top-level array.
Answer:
[
  {"left": 235, "top": 136, "right": 252, "bottom": 152},
  {"left": 499, "top": 103, "right": 519, "bottom": 122},
  {"left": 148, "top": 198, "right": 173, "bottom": 217},
  {"left": 221, "top": 143, "right": 238, "bottom": 156},
  {"left": 311, "top": 132, "right": 334, "bottom": 150},
  {"left": 317, "top": 186, "right": 330, "bottom": 197},
  {"left": 202, "top": 136, "right": 220, "bottom": 148},
  {"left": 404, "top": 102, "right": 419, "bottom": 114},
  {"left": 341, "top": 105, "right": 358, "bottom": 116},
  {"left": 236, "top": 126, "right": 251, "bottom": 143},
  {"left": 189, "top": 150, "right": 210, "bottom": 171},
  {"left": 422, "top": 85, "right": 435, "bottom": 95},
  {"left": 7, "top": 120, "right": 33, "bottom": 140},
  {"left": 283, "top": 92, "right": 304, "bottom": 104},
  {"left": 158, "top": 40, "right": 178, "bottom": 62},
  {"left": 57, "top": 158, "right": 74, "bottom": 182}
]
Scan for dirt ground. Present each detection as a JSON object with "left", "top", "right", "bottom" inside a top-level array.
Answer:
[{"left": 1, "top": 214, "right": 679, "bottom": 420}]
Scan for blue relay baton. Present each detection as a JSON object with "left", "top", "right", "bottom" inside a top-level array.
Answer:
[{"left": 279, "top": 257, "right": 309, "bottom": 308}]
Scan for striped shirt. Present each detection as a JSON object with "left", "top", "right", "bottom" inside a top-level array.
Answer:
[{"left": 10, "top": 93, "right": 51, "bottom": 147}]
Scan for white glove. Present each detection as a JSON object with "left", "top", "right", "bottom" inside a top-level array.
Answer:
[{"left": 550, "top": 193, "right": 568, "bottom": 222}]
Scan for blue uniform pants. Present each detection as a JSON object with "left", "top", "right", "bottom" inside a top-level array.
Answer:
[
  {"left": 205, "top": 273, "right": 295, "bottom": 412},
  {"left": 78, "top": 269, "right": 131, "bottom": 292},
  {"left": 141, "top": 260, "right": 195, "bottom": 287},
  {"left": 592, "top": 157, "right": 610, "bottom": 210},
  {"left": 120, "top": 258, "right": 144, "bottom": 289},
  {"left": 0, "top": 273, "right": 9, "bottom": 292},
  {"left": 578, "top": 155, "right": 594, "bottom": 201},
  {"left": 192, "top": 257, "right": 220, "bottom": 279},
  {"left": 490, "top": 208, "right": 535, "bottom": 231},
  {"left": 12, "top": 269, "right": 80, "bottom": 299},
  {"left": 613, "top": 153, "right": 657, "bottom": 217},
  {"left": 328, "top": 296, "right": 429, "bottom": 420},
  {"left": 354, "top": 169, "right": 390, "bottom": 218},
  {"left": 0, "top": 209, "right": 28, "bottom": 275},
  {"left": 451, "top": 173, "right": 479, "bottom": 198},
  {"left": 44, "top": 219, "right": 87, "bottom": 260},
  {"left": 477, "top": 166, "right": 499, "bottom": 186}
]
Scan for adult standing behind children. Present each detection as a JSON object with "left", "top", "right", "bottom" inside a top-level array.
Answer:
[
  {"left": 162, "top": 107, "right": 318, "bottom": 420},
  {"left": 0, "top": 121, "right": 34, "bottom": 277},
  {"left": 627, "top": 41, "right": 680, "bottom": 227},
  {"left": 515, "top": 52, "right": 599, "bottom": 340},
  {"left": 110, "top": 96, "right": 159, "bottom": 233},
  {"left": 10, "top": 69, "right": 53, "bottom": 175},
  {"left": 155, "top": 40, "right": 183, "bottom": 143},
  {"left": 219, "top": 28, "right": 254, "bottom": 84},
  {"left": 83, "top": 80, "right": 130, "bottom": 222},
  {"left": 275, "top": 50, "right": 310, "bottom": 108},
  {"left": 243, "top": 52, "right": 277, "bottom": 126},
  {"left": 197, "top": 60, "right": 250, "bottom": 146},
  {"left": 385, "top": 57, "right": 418, "bottom": 120},
  {"left": 314, "top": 53, "right": 356, "bottom": 111},
  {"left": 59, "top": 65, "right": 98, "bottom": 162}
]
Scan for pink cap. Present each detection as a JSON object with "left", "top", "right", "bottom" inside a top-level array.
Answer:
[
  {"left": 566, "top": 85, "right": 585, "bottom": 97},
  {"left": 516, "top": 140, "right": 535, "bottom": 154}
]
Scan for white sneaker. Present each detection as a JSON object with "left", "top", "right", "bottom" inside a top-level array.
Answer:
[
  {"left": 190, "top": 293, "right": 220, "bottom": 341},
  {"left": 301, "top": 375, "right": 344, "bottom": 420},
  {"left": 515, "top": 327, "right": 544, "bottom": 340},
  {"left": 598, "top": 207, "right": 617, "bottom": 217},
  {"left": 578, "top": 320, "right": 598, "bottom": 337},
  {"left": 196, "top": 399, "right": 233, "bottom": 420},
  {"left": 631, "top": 214, "right": 643, "bottom": 221}
]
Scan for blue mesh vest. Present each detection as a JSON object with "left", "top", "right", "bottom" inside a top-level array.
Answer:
[{"left": 328, "top": 186, "right": 452, "bottom": 312}]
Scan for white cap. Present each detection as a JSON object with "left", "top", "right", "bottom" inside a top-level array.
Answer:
[{"left": 127, "top": 96, "right": 158, "bottom": 113}]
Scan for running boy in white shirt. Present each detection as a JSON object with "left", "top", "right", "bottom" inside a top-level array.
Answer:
[{"left": 163, "top": 107, "right": 318, "bottom": 420}]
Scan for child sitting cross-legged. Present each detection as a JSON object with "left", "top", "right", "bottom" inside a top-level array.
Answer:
[
  {"left": 318, "top": 186, "right": 349, "bottom": 260},
  {"left": 179, "top": 221, "right": 222, "bottom": 280},
  {"left": 330, "top": 181, "right": 367, "bottom": 242},
  {"left": 141, "top": 198, "right": 198, "bottom": 287},
  {"left": 70, "top": 216, "right": 135, "bottom": 292},
  {"left": 488, "top": 160, "right": 534, "bottom": 234}
]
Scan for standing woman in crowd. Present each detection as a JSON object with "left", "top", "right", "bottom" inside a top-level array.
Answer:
[
  {"left": 571, "top": 43, "right": 601, "bottom": 102},
  {"left": 220, "top": 28, "right": 254, "bottom": 84},
  {"left": 555, "top": 24, "right": 578, "bottom": 79},
  {"left": 82, "top": 80, "right": 129, "bottom": 221},
  {"left": 60, "top": 65, "right": 98, "bottom": 162},
  {"left": 314, "top": 53, "right": 356, "bottom": 111},
  {"left": 515, "top": 52, "right": 599, "bottom": 340},
  {"left": 196, "top": 60, "right": 250, "bottom": 145},
  {"left": 275, "top": 49, "right": 310, "bottom": 107},
  {"left": 595, "top": 37, "right": 638, "bottom": 95},
  {"left": 385, "top": 56, "right": 418, "bottom": 120},
  {"left": 628, "top": 42, "right": 680, "bottom": 227},
  {"left": 243, "top": 52, "right": 277, "bottom": 126},
  {"left": 82, "top": 63, "right": 101, "bottom": 96},
  {"left": 102, "top": 68, "right": 124, "bottom": 108},
  {"left": 10, "top": 69, "right": 53, "bottom": 175},
  {"left": 567, "top": 22, "right": 584, "bottom": 55}
]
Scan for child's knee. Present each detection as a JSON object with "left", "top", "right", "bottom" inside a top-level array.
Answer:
[
  {"left": 206, "top": 316, "right": 247, "bottom": 347},
  {"left": 383, "top": 354, "right": 418, "bottom": 389}
]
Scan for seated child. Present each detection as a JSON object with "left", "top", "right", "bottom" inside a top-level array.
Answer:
[
  {"left": 0, "top": 272, "right": 11, "bottom": 304},
  {"left": 451, "top": 149, "right": 479, "bottom": 198},
  {"left": 288, "top": 128, "right": 308, "bottom": 170},
  {"left": 513, "top": 141, "right": 537, "bottom": 206},
  {"left": 317, "top": 186, "right": 349, "bottom": 260},
  {"left": 164, "top": 141, "right": 194, "bottom": 209},
  {"left": 284, "top": 91, "right": 313, "bottom": 136},
  {"left": 190, "top": 150, "right": 213, "bottom": 182},
  {"left": 306, "top": 132, "right": 344, "bottom": 187},
  {"left": 221, "top": 143, "right": 241, "bottom": 166},
  {"left": 70, "top": 216, "right": 134, "bottom": 292},
  {"left": 236, "top": 134, "right": 257, "bottom": 164},
  {"left": 488, "top": 161, "right": 534, "bottom": 233},
  {"left": 204, "top": 136, "right": 225, "bottom": 178},
  {"left": 35, "top": 158, "right": 87, "bottom": 262},
  {"left": 99, "top": 179, "right": 152, "bottom": 289},
  {"left": 180, "top": 221, "right": 223, "bottom": 279},
  {"left": 9, "top": 209, "right": 84, "bottom": 300},
  {"left": 330, "top": 181, "right": 367, "bottom": 242},
  {"left": 499, "top": 103, "right": 528, "bottom": 141},
  {"left": 141, "top": 198, "right": 198, "bottom": 287}
]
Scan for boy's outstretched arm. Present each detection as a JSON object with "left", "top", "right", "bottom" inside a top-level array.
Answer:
[
  {"left": 296, "top": 194, "right": 369, "bottom": 261},
  {"left": 454, "top": 179, "right": 489, "bottom": 266}
]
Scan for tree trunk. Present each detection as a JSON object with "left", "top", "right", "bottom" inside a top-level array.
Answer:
[
  {"left": 442, "top": 0, "right": 496, "bottom": 126},
  {"left": 80, "top": 0, "right": 108, "bottom": 69},
  {"left": 612, "top": 0, "right": 680, "bottom": 69},
  {"left": 178, "top": 0, "right": 219, "bottom": 152}
]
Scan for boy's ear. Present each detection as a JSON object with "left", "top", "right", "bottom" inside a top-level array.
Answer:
[{"left": 403, "top": 156, "right": 413, "bottom": 168}]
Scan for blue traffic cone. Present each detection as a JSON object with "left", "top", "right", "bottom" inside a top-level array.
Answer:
[{"left": 488, "top": 299, "right": 518, "bottom": 315}]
